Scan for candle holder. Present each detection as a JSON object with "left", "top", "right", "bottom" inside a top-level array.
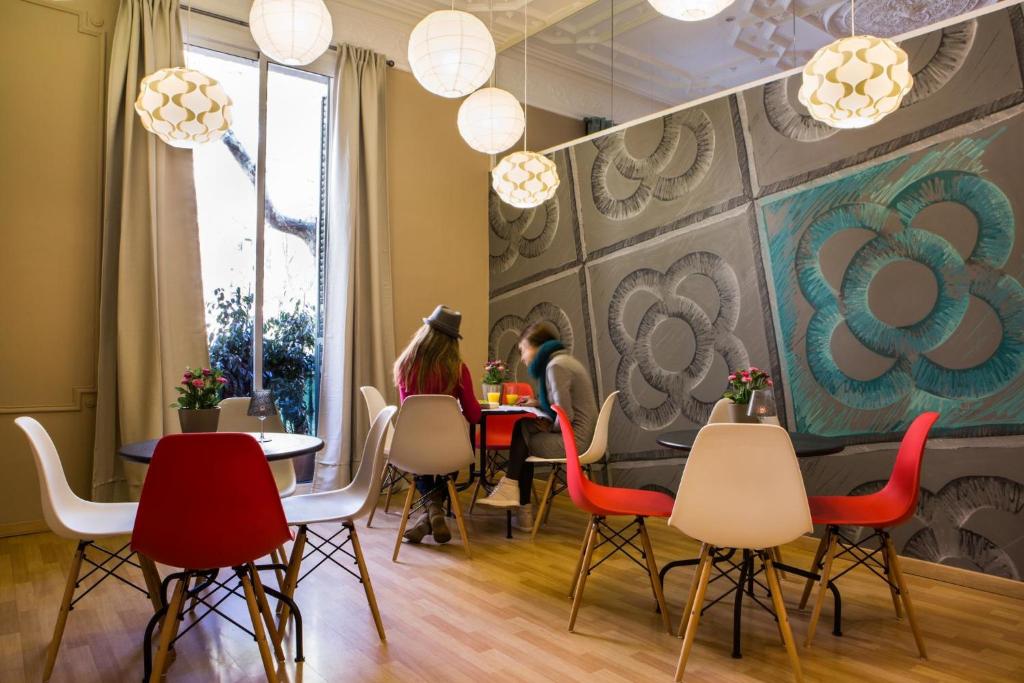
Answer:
[
  {"left": 247, "top": 390, "right": 277, "bottom": 443},
  {"left": 747, "top": 388, "right": 777, "bottom": 423}
]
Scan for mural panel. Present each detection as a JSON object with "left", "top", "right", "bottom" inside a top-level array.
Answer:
[
  {"left": 488, "top": 269, "right": 590, "bottom": 383},
  {"left": 489, "top": 149, "right": 579, "bottom": 293},
  {"left": 741, "top": 9, "right": 1024, "bottom": 194},
  {"left": 760, "top": 112, "right": 1024, "bottom": 438},
  {"left": 587, "top": 208, "right": 779, "bottom": 456},
  {"left": 573, "top": 96, "right": 747, "bottom": 256}
]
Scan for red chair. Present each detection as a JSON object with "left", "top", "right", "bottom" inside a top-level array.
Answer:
[
  {"left": 554, "top": 405, "right": 674, "bottom": 634},
  {"left": 132, "top": 433, "right": 299, "bottom": 683},
  {"left": 801, "top": 412, "right": 939, "bottom": 658},
  {"left": 469, "top": 381, "right": 535, "bottom": 512}
]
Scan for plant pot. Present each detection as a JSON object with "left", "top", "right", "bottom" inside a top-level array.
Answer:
[
  {"left": 728, "top": 402, "right": 759, "bottom": 424},
  {"left": 178, "top": 407, "right": 221, "bottom": 433}
]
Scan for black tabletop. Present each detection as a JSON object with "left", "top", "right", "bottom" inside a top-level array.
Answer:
[
  {"left": 118, "top": 433, "right": 325, "bottom": 464},
  {"left": 657, "top": 428, "right": 844, "bottom": 457}
]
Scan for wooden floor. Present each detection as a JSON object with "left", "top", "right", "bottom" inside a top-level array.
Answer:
[{"left": 2, "top": 494, "right": 1023, "bottom": 683}]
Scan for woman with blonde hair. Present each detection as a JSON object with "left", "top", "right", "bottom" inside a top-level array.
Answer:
[{"left": 394, "top": 305, "right": 481, "bottom": 544}]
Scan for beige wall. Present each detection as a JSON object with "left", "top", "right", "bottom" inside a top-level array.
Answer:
[{"left": 0, "top": 0, "right": 119, "bottom": 533}]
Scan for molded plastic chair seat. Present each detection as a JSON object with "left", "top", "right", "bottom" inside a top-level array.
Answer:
[
  {"left": 807, "top": 493, "right": 909, "bottom": 528},
  {"left": 218, "top": 396, "right": 296, "bottom": 497},
  {"left": 576, "top": 484, "right": 674, "bottom": 518},
  {"left": 54, "top": 501, "right": 138, "bottom": 539}
]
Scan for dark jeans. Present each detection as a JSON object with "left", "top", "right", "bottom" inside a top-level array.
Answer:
[
  {"left": 506, "top": 419, "right": 564, "bottom": 505},
  {"left": 414, "top": 475, "right": 450, "bottom": 498}
]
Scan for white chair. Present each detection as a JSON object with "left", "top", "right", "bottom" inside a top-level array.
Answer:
[
  {"left": 276, "top": 406, "right": 397, "bottom": 640},
  {"left": 218, "top": 396, "right": 297, "bottom": 497},
  {"left": 360, "top": 385, "right": 405, "bottom": 527},
  {"left": 669, "top": 423, "right": 811, "bottom": 683},
  {"left": 14, "top": 417, "right": 161, "bottom": 681},
  {"left": 707, "top": 397, "right": 734, "bottom": 424},
  {"left": 388, "top": 395, "right": 475, "bottom": 561},
  {"left": 527, "top": 391, "right": 619, "bottom": 540}
]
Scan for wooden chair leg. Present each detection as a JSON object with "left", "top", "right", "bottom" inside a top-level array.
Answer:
[
  {"left": 467, "top": 476, "right": 483, "bottom": 515},
  {"left": 43, "top": 541, "right": 85, "bottom": 681},
  {"left": 347, "top": 522, "right": 386, "bottom": 641},
  {"left": 637, "top": 518, "right": 672, "bottom": 633},
  {"left": 772, "top": 546, "right": 789, "bottom": 582},
  {"left": 568, "top": 518, "right": 598, "bottom": 632},
  {"left": 392, "top": 483, "right": 417, "bottom": 562},
  {"left": 798, "top": 533, "right": 828, "bottom": 610},
  {"left": 763, "top": 552, "right": 804, "bottom": 683},
  {"left": 382, "top": 464, "right": 397, "bottom": 515},
  {"left": 240, "top": 569, "right": 279, "bottom": 683},
  {"left": 678, "top": 544, "right": 711, "bottom": 637},
  {"left": 569, "top": 516, "right": 594, "bottom": 599},
  {"left": 270, "top": 546, "right": 287, "bottom": 592},
  {"left": 249, "top": 564, "right": 285, "bottom": 661},
  {"left": 804, "top": 530, "right": 837, "bottom": 648},
  {"left": 883, "top": 539, "right": 904, "bottom": 620},
  {"left": 277, "top": 526, "right": 307, "bottom": 628},
  {"left": 675, "top": 544, "right": 713, "bottom": 682},
  {"left": 149, "top": 578, "right": 186, "bottom": 683},
  {"left": 531, "top": 468, "right": 558, "bottom": 540},
  {"left": 884, "top": 534, "right": 927, "bottom": 659},
  {"left": 138, "top": 553, "right": 163, "bottom": 614},
  {"left": 446, "top": 479, "right": 472, "bottom": 559}
]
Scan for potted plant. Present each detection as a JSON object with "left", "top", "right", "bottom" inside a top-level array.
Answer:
[
  {"left": 723, "top": 367, "right": 773, "bottom": 423},
  {"left": 173, "top": 366, "right": 229, "bottom": 433},
  {"left": 482, "top": 360, "right": 510, "bottom": 403}
]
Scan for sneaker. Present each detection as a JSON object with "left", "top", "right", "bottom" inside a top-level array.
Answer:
[
  {"left": 403, "top": 511, "right": 431, "bottom": 543},
  {"left": 514, "top": 504, "right": 535, "bottom": 531},
  {"left": 478, "top": 476, "right": 521, "bottom": 508}
]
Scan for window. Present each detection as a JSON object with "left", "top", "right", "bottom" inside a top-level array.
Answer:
[{"left": 189, "top": 45, "right": 330, "bottom": 481}]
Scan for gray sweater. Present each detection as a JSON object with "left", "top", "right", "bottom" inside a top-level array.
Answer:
[{"left": 545, "top": 350, "right": 598, "bottom": 448}]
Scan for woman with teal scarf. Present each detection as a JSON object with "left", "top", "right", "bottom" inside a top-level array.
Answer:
[{"left": 479, "top": 321, "right": 598, "bottom": 530}]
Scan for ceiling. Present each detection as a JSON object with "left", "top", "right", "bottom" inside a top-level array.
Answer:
[{"left": 198, "top": 1, "right": 1018, "bottom": 143}]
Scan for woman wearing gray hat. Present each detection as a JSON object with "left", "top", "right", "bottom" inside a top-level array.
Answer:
[{"left": 394, "top": 305, "right": 481, "bottom": 544}]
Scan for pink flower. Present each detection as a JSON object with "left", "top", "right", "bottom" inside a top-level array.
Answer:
[
  {"left": 202, "top": 368, "right": 212, "bottom": 376},
  {"left": 750, "top": 366, "right": 759, "bottom": 373},
  {"left": 216, "top": 377, "right": 228, "bottom": 384},
  {"left": 183, "top": 371, "right": 193, "bottom": 380},
  {"left": 766, "top": 379, "right": 773, "bottom": 386},
  {"left": 742, "top": 376, "right": 751, "bottom": 383},
  {"left": 191, "top": 379, "right": 204, "bottom": 388},
  {"left": 181, "top": 379, "right": 190, "bottom": 386},
  {"left": 728, "top": 373, "right": 737, "bottom": 381}
]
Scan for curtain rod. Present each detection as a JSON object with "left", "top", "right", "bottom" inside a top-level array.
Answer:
[{"left": 180, "top": 4, "right": 396, "bottom": 67}]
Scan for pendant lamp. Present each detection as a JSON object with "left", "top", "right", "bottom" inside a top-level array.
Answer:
[
  {"left": 647, "top": 1, "right": 735, "bottom": 22},
  {"left": 458, "top": 87, "right": 526, "bottom": 154},
  {"left": 249, "top": 0, "right": 334, "bottom": 66},
  {"left": 409, "top": 9, "right": 496, "bottom": 98}
]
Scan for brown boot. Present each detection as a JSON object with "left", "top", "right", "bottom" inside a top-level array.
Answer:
[
  {"left": 427, "top": 491, "right": 452, "bottom": 544},
  {"left": 403, "top": 510, "right": 431, "bottom": 543}
]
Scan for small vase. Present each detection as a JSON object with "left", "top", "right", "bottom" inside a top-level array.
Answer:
[
  {"left": 178, "top": 407, "right": 221, "bottom": 433},
  {"left": 728, "top": 402, "right": 759, "bottom": 424}
]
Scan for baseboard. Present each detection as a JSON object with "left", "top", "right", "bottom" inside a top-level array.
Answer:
[
  {"left": 791, "top": 535, "right": 1024, "bottom": 600},
  {"left": 0, "top": 520, "right": 48, "bottom": 538}
]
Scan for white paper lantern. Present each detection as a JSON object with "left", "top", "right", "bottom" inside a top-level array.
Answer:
[
  {"left": 408, "top": 10, "right": 496, "bottom": 98},
  {"left": 647, "top": 0, "right": 735, "bottom": 21},
  {"left": 457, "top": 88, "right": 525, "bottom": 154},
  {"left": 134, "top": 67, "right": 233, "bottom": 148},
  {"left": 492, "top": 151, "right": 559, "bottom": 209},
  {"left": 249, "top": 0, "right": 333, "bottom": 66},
  {"left": 799, "top": 35, "right": 913, "bottom": 129}
]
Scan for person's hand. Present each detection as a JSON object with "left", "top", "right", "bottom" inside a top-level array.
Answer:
[{"left": 518, "top": 397, "right": 539, "bottom": 407}]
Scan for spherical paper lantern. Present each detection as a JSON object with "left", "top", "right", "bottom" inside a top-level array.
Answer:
[
  {"left": 647, "top": 0, "right": 735, "bottom": 21},
  {"left": 249, "top": 0, "right": 333, "bottom": 66},
  {"left": 408, "top": 10, "right": 496, "bottom": 98},
  {"left": 134, "top": 67, "right": 233, "bottom": 148},
  {"left": 458, "top": 87, "right": 525, "bottom": 154},
  {"left": 492, "top": 151, "right": 560, "bottom": 209},
  {"left": 799, "top": 35, "right": 913, "bottom": 129}
]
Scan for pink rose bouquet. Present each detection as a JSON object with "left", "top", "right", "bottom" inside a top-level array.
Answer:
[
  {"left": 723, "top": 366, "right": 773, "bottom": 405},
  {"left": 172, "top": 366, "right": 229, "bottom": 410}
]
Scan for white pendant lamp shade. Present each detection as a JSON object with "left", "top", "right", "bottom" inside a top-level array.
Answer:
[
  {"left": 647, "top": 0, "right": 735, "bottom": 21},
  {"left": 134, "top": 67, "right": 233, "bottom": 148},
  {"left": 458, "top": 87, "right": 526, "bottom": 154},
  {"left": 249, "top": 0, "right": 333, "bottom": 66},
  {"left": 799, "top": 35, "right": 913, "bottom": 129},
  {"left": 408, "top": 10, "right": 496, "bottom": 98},
  {"left": 491, "top": 151, "right": 559, "bottom": 209}
]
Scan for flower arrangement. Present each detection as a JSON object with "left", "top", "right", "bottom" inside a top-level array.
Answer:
[
  {"left": 172, "top": 366, "right": 229, "bottom": 410},
  {"left": 723, "top": 367, "right": 773, "bottom": 405},
  {"left": 482, "top": 359, "right": 511, "bottom": 385}
]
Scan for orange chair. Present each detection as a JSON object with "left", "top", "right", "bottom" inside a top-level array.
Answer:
[
  {"left": 555, "top": 405, "right": 673, "bottom": 634},
  {"left": 802, "top": 412, "right": 939, "bottom": 657}
]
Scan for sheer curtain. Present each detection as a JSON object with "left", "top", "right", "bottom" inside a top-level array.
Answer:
[
  {"left": 93, "top": 0, "right": 209, "bottom": 501},
  {"left": 314, "top": 45, "right": 396, "bottom": 491}
]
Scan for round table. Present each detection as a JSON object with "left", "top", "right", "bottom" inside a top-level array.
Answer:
[
  {"left": 118, "top": 432, "right": 325, "bottom": 464},
  {"left": 657, "top": 428, "right": 844, "bottom": 457}
]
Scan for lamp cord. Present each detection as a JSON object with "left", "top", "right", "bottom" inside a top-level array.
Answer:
[
  {"left": 523, "top": 0, "right": 529, "bottom": 151},
  {"left": 851, "top": 0, "right": 856, "bottom": 37}
]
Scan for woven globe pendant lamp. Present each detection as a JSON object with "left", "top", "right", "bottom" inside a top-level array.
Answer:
[{"left": 408, "top": 9, "right": 495, "bottom": 98}]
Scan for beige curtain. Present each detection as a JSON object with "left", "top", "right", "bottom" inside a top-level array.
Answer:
[
  {"left": 314, "top": 45, "right": 395, "bottom": 491},
  {"left": 92, "top": 0, "right": 209, "bottom": 501}
]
